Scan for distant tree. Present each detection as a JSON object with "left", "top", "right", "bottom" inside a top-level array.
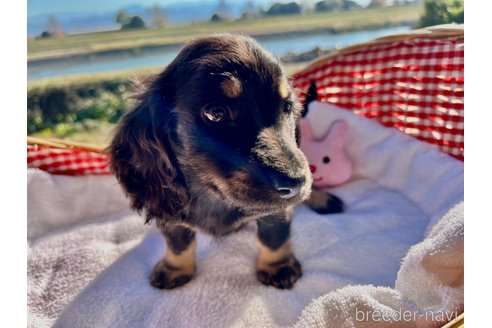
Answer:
[
  {"left": 418, "top": 0, "right": 464, "bottom": 27},
  {"left": 210, "top": 13, "right": 223, "bottom": 22},
  {"left": 315, "top": 0, "right": 342, "bottom": 12},
  {"left": 315, "top": 0, "right": 359, "bottom": 12},
  {"left": 315, "top": 0, "right": 329, "bottom": 12},
  {"left": 38, "top": 16, "right": 64, "bottom": 38},
  {"left": 342, "top": 0, "right": 360, "bottom": 10},
  {"left": 116, "top": 11, "right": 131, "bottom": 26},
  {"left": 265, "top": 2, "right": 301, "bottom": 16},
  {"left": 368, "top": 0, "right": 388, "bottom": 7},
  {"left": 149, "top": 4, "right": 168, "bottom": 28},
  {"left": 125, "top": 16, "right": 146, "bottom": 29},
  {"left": 38, "top": 31, "right": 52, "bottom": 39},
  {"left": 116, "top": 11, "right": 146, "bottom": 30}
]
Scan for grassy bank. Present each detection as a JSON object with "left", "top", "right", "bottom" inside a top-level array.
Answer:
[
  {"left": 31, "top": 121, "right": 117, "bottom": 146},
  {"left": 28, "top": 6, "right": 421, "bottom": 61},
  {"left": 28, "top": 75, "right": 130, "bottom": 142}
]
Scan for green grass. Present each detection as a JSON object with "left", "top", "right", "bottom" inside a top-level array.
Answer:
[
  {"left": 28, "top": 6, "right": 421, "bottom": 61},
  {"left": 27, "top": 66, "right": 161, "bottom": 89},
  {"left": 30, "top": 121, "right": 117, "bottom": 146}
]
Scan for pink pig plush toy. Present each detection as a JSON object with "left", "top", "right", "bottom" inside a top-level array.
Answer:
[{"left": 300, "top": 118, "right": 353, "bottom": 188}]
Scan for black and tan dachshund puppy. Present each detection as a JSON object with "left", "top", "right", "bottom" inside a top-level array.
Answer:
[{"left": 109, "top": 34, "right": 343, "bottom": 290}]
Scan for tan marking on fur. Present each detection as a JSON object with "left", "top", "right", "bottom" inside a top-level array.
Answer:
[
  {"left": 256, "top": 238, "right": 302, "bottom": 288},
  {"left": 221, "top": 76, "right": 242, "bottom": 98},
  {"left": 210, "top": 172, "right": 231, "bottom": 191},
  {"left": 230, "top": 169, "right": 251, "bottom": 184},
  {"left": 304, "top": 188, "right": 329, "bottom": 209},
  {"left": 158, "top": 239, "right": 197, "bottom": 277},
  {"left": 206, "top": 170, "right": 233, "bottom": 198},
  {"left": 185, "top": 154, "right": 233, "bottom": 202},
  {"left": 257, "top": 239, "right": 292, "bottom": 272},
  {"left": 194, "top": 160, "right": 256, "bottom": 208},
  {"left": 278, "top": 79, "right": 290, "bottom": 99},
  {"left": 232, "top": 214, "right": 259, "bottom": 230}
]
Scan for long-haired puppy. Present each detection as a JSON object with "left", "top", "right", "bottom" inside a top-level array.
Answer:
[{"left": 109, "top": 34, "right": 343, "bottom": 290}]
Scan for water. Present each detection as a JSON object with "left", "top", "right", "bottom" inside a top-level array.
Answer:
[{"left": 28, "top": 25, "right": 411, "bottom": 81}]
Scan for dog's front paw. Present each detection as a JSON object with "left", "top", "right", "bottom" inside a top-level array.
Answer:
[
  {"left": 150, "top": 259, "right": 195, "bottom": 289},
  {"left": 306, "top": 189, "right": 345, "bottom": 214},
  {"left": 257, "top": 255, "right": 302, "bottom": 289}
]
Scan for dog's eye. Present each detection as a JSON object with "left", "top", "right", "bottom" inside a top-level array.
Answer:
[
  {"left": 284, "top": 101, "right": 293, "bottom": 114},
  {"left": 202, "top": 106, "right": 228, "bottom": 123}
]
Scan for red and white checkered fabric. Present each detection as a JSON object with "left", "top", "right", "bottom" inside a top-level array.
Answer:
[
  {"left": 291, "top": 38, "right": 464, "bottom": 161},
  {"left": 27, "top": 145, "right": 111, "bottom": 175}
]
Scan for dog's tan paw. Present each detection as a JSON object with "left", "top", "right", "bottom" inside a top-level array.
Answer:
[
  {"left": 150, "top": 259, "right": 195, "bottom": 289},
  {"left": 257, "top": 255, "right": 302, "bottom": 289},
  {"left": 306, "top": 190, "right": 345, "bottom": 214}
]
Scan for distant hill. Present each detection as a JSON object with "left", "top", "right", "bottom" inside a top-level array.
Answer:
[{"left": 27, "top": 2, "right": 248, "bottom": 37}]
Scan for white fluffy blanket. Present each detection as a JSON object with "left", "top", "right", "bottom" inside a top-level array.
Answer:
[{"left": 27, "top": 102, "right": 464, "bottom": 328}]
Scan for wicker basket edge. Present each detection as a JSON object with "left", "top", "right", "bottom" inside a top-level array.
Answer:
[{"left": 298, "top": 24, "right": 464, "bottom": 74}]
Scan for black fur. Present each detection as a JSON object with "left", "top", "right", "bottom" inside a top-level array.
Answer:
[
  {"left": 109, "top": 34, "right": 322, "bottom": 289},
  {"left": 257, "top": 215, "right": 291, "bottom": 250},
  {"left": 302, "top": 79, "right": 318, "bottom": 117}
]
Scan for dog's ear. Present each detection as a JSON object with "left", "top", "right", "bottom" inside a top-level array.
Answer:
[{"left": 108, "top": 66, "right": 190, "bottom": 224}]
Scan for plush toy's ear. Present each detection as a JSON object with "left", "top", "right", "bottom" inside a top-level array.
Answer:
[
  {"left": 302, "top": 80, "right": 317, "bottom": 118},
  {"left": 325, "top": 120, "right": 348, "bottom": 148},
  {"left": 300, "top": 118, "right": 313, "bottom": 141}
]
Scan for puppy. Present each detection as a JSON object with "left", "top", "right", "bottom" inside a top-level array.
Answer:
[{"left": 109, "top": 34, "right": 343, "bottom": 290}]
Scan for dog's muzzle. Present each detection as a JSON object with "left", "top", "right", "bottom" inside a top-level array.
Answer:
[{"left": 272, "top": 174, "right": 306, "bottom": 199}]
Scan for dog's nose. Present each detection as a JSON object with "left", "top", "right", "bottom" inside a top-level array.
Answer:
[{"left": 273, "top": 176, "right": 306, "bottom": 199}]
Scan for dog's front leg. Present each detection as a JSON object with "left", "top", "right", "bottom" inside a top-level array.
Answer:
[
  {"left": 256, "top": 213, "right": 302, "bottom": 289},
  {"left": 150, "top": 224, "right": 196, "bottom": 289}
]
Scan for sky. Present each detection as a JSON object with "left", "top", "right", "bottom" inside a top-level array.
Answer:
[
  {"left": 27, "top": 0, "right": 371, "bottom": 17},
  {"left": 27, "top": 0, "right": 282, "bottom": 16},
  {"left": 28, "top": 0, "right": 165, "bottom": 16}
]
